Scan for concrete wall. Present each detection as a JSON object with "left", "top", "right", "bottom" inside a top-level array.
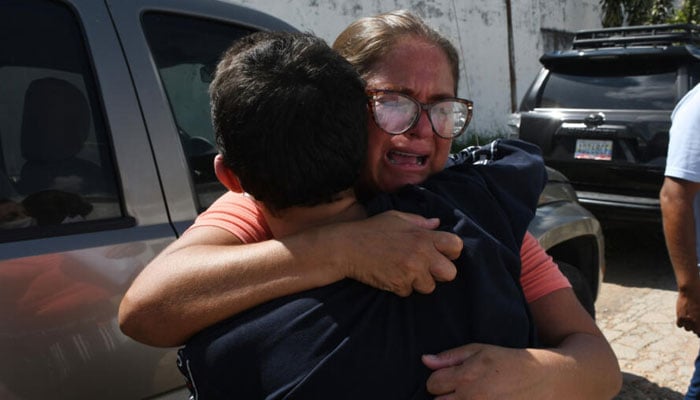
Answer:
[{"left": 231, "top": 0, "right": 602, "bottom": 140}]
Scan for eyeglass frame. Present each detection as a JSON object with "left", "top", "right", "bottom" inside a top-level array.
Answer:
[{"left": 366, "top": 89, "right": 474, "bottom": 139}]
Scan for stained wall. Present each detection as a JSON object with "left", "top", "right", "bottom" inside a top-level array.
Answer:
[{"left": 231, "top": 0, "right": 602, "bottom": 138}]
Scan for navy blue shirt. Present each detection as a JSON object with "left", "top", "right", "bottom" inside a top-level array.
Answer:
[{"left": 178, "top": 139, "right": 547, "bottom": 399}]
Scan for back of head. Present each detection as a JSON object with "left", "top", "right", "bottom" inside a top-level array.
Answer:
[
  {"left": 211, "top": 31, "right": 367, "bottom": 212},
  {"left": 332, "top": 10, "right": 460, "bottom": 92}
]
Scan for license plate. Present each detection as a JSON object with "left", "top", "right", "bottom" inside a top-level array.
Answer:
[{"left": 574, "top": 139, "right": 612, "bottom": 161}]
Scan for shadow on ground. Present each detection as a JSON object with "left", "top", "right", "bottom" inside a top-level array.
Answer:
[
  {"left": 602, "top": 226, "right": 677, "bottom": 291},
  {"left": 616, "top": 372, "right": 685, "bottom": 400}
]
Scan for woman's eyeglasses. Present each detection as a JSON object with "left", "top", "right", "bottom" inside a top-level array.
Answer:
[{"left": 367, "top": 90, "right": 473, "bottom": 139}]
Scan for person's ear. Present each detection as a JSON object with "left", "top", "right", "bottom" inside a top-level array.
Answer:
[{"left": 214, "top": 154, "right": 244, "bottom": 193}]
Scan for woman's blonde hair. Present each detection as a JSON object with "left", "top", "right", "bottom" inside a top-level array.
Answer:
[{"left": 332, "top": 9, "right": 460, "bottom": 92}]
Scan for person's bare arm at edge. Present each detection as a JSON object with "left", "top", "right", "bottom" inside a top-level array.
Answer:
[
  {"left": 661, "top": 176, "right": 700, "bottom": 336},
  {"left": 119, "top": 210, "right": 462, "bottom": 347},
  {"left": 423, "top": 287, "right": 621, "bottom": 400}
]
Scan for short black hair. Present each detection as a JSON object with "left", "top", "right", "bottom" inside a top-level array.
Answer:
[{"left": 210, "top": 31, "right": 368, "bottom": 212}]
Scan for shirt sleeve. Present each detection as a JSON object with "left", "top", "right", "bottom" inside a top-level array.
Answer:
[
  {"left": 519, "top": 231, "right": 571, "bottom": 303},
  {"left": 665, "top": 84, "right": 700, "bottom": 183},
  {"left": 185, "top": 191, "right": 272, "bottom": 244}
]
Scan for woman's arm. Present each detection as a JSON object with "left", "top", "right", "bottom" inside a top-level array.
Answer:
[
  {"left": 423, "top": 233, "right": 620, "bottom": 399},
  {"left": 423, "top": 288, "right": 621, "bottom": 399},
  {"left": 118, "top": 210, "right": 462, "bottom": 347}
]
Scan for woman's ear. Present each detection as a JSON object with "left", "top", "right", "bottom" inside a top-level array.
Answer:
[{"left": 214, "top": 154, "right": 244, "bottom": 193}]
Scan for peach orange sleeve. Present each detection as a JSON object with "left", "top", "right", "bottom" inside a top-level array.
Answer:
[
  {"left": 185, "top": 191, "right": 272, "bottom": 244},
  {"left": 519, "top": 231, "right": 571, "bottom": 303},
  {"left": 186, "top": 193, "right": 561, "bottom": 300}
]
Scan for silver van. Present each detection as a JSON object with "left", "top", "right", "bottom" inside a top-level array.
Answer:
[{"left": 0, "top": 1, "right": 603, "bottom": 398}]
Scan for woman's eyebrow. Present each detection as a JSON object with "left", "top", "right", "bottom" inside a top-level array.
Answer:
[{"left": 369, "top": 86, "right": 455, "bottom": 100}]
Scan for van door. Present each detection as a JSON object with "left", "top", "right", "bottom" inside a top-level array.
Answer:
[
  {"left": 0, "top": 0, "right": 181, "bottom": 398},
  {"left": 106, "top": 0, "right": 296, "bottom": 234}
]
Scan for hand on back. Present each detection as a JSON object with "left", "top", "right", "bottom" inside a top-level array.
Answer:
[{"left": 340, "top": 210, "right": 461, "bottom": 296}]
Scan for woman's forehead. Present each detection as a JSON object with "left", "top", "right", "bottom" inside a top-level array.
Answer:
[{"left": 364, "top": 38, "right": 455, "bottom": 99}]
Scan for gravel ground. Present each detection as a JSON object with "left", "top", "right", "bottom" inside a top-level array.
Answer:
[{"left": 595, "top": 227, "right": 698, "bottom": 399}]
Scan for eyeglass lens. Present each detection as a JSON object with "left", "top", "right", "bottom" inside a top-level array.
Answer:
[{"left": 371, "top": 91, "right": 471, "bottom": 138}]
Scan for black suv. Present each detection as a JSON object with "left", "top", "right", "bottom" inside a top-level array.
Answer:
[{"left": 511, "top": 24, "right": 700, "bottom": 225}]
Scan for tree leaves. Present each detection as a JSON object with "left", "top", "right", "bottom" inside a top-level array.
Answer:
[{"left": 600, "top": 0, "right": 697, "bottom": 26}]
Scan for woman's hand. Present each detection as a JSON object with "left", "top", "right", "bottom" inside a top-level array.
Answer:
[
  {"left": 422, "top": 288, "right": 621, "bottom": 400},
  {"left": 423, "top": 344, "right": 547, "bottom": 400},
  {"left": 336, "top": 210, "right": 462, "bottom": 296}
]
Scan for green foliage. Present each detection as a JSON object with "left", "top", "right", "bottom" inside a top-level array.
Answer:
[
  {"left": 601, "top": 0, "right": 624, "bottom": 27},
  {"left": 649, "top": 0, "right": 675, "bottom": 23},
  {"left": 627, "top": 0, "right": 654, "bottom": 25},
  {"left": 669, "top": 0, "right": 700, "bottom": 24},
  {"left": 600, "top": 0, "right": 697, "bottom": 26}
]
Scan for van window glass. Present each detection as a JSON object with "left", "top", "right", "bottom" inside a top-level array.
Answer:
[
  {"left": 142, "top": 12, "right": 254, "bottom": 211},
  {"left": 0, "top": 0, "right": 122, "bottom": 238}
]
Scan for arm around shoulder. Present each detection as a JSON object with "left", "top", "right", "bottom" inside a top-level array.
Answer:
[
  {"left": 119, "top": 210, "right": 464, "bottom": 347},
  {"left": 118, "top": 224, "right": 360, "bottom": 347}
]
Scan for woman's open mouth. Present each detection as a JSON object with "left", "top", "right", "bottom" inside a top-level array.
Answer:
[{"left": 387, "top": 150, "right": 427, "bottom": 166}]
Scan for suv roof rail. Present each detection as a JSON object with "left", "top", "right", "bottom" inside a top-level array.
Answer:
[{"left": 572, "top": 23, "right": 700, "bottom": 49}]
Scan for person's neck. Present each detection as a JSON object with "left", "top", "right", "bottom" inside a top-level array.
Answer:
[{"left": 260, "top": 189, "right": 366, "bottom": 238}]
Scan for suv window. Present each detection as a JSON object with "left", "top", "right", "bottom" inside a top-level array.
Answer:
[
  {"left": 0, "top": 0, "right": 122, "bottom": 238},
  {"left": 142, "top": 12, "right": 254, "bottom": 210},
  {"left": 540, "top": 65, "right": 677, "bottom": 110}
]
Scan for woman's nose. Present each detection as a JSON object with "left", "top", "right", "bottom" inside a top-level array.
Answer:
[{"left": 407, "top": 109, "right": 433, "bottom": 139}]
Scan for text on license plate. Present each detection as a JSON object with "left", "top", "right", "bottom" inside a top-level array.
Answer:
[{"left": 574, "top": 139, "right": 612, "bottom": 161}]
